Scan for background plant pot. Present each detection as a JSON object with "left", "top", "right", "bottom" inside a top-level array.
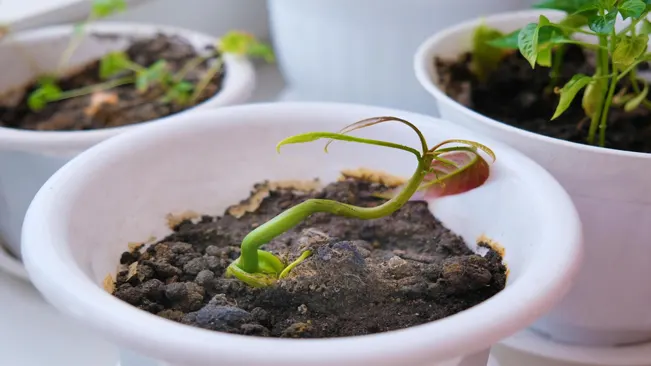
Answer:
[
  {"left": 0, "top": 22, "right": 255, "bottom": 258},
  {"left": 109, "top": 0, "right": 270, "bottom": 40},
  {"left": 267, "top": 0, "right": 537, "bottom": 115},
  {"left": 21, "top": 102, "right": 581, "bottom": 366},
  {"left": 415, "top": 9, "right": 651, "bottom": 347}
]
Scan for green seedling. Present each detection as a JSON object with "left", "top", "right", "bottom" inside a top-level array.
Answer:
[
  {"left": 27, "top": 29, "right": 274, "bottom": 111},
  {"left": 474, "top": 0, "right": 651, "bottom": 147},
  {"left": 225, "top": 117, "right": 495, "bottom": 287}
]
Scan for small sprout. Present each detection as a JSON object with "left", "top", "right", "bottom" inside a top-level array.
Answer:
[
  {"left": 136, "top": 60, "right": 172, "bottom": 93},
  {"left": 28, "top": 81, "right": 63, "bottom": 111},
  {"left": 473, "top": 0, "right": 651, "bottom": 147},
  {"left": 225, "top": 116, "right": 495, "bottom": 287},
  {"left": 99, "top": 51, "right": 132, "bottom": 79},
  {"left": 162, "top": 81, "right": 195, "bottom": 105}
]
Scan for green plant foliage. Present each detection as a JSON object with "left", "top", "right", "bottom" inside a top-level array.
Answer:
[{"left": 472, "top": 0, "right": 651, "bottom": 147}]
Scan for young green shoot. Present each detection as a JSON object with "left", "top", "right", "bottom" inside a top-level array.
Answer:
[
  {"left": 27, "top": 30, "right": 274, "bottom": 112},
  {"left": 225, "top": 117, "right": 495, "bottom": 288},
  {"left": 474, "top": 0, "right": 651, "bottom": 147}
]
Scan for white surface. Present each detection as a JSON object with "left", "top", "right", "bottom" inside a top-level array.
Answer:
[
  {"left": 0, "top": 22, "right": 255, "bottom": 257},
  {"left": 501, "top": 329, "right": 651, "bottom": 366},
  {"left": 21, "top": 101, "right": 581, "bottom": 366},
  {"left": 266, "top": 0, "right": 536, "bottom": 116},
  {"left": 415, "top": 8, "right": 651, "bottom": 347}
]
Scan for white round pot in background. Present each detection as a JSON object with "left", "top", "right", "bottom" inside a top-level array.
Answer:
[
  {"left": 22, "top": 102, "right": 581, "bottom": 366},
  {"left": 0, "top": 22, "right": 255, "bottom": 258},
  {"left": 267, "top": 0, "right": 537, "bottom": 115},
  {"left": 110, "top": 0, "right": 270, "bottom": 40},
  {"left": 415, "top": 9, "right": 651, "bottom": 347}
]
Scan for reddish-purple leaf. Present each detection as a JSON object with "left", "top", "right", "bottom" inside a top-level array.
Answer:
[{"left": 421, "top": 150, "right": 490, "bottom": 199}]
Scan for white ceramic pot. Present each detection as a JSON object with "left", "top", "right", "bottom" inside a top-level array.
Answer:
[
  {"left": 415, "top": 9, "right": 651, "bottom": 347},
  {"left": 21, "top": 102, "right": 581, "bottom": 366},
  {"left": 0, "top": 22, "right": 255, "bottom": 258},
  {"left": 267, "top": 0, "right": 537, "bottom": 115}
]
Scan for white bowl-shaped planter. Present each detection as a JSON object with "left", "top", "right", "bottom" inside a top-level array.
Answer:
[
  {"left": 415, "top": 9, "right": 651, "bottom": 347},
  {"left": 21, "top": 102, "right": 581, "bottom": 366},
  {"left": 0, "top": 22, "right": 255, "bottom": 258},
  {"left": 267, "top": 0, "right": 536, "bottom": 114}
]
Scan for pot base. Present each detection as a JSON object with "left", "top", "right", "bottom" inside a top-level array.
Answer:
[
  {"left": 115, "top": 354, "right": 502, "bottom": 366},
  {"left": 532, "top": 320, "right": 651, "bottom": 347},
  {"left": 501, "top": 328, "right": 651, "bottom": 365}
]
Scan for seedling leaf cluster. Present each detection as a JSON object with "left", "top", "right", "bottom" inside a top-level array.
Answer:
[
  {"left": 473, "top": 0, "right": 651, "bottom": 147},
  {"left": 27, "top": 0, "right": 274, "bottom": 112},
  {"left": 226, "top": 117, "right": 495, "bottom": 287}
]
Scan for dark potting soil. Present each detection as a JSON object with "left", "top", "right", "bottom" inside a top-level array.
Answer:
[
  {"left": 0, "top": 33, "right": 223, "bottom": 131},
  {"left": 111, "top": 176, "right": 507, "bottom": 338},
  {"left": 436, "top": 45, "right": 651, "bottom": 153}
]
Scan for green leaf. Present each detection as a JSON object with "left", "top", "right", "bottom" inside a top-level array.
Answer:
[
  {"left": 276, "top": 131, "right": 422, "bottom": 160},
  {"left": 537, "top": 46, "right": 553, "bottom": 67},
  {"left": 641, "top": 19, "right": 651, "bottom": 35},
  {"left": 582, "top": 81, "right": 604, "bottom": 117},
  {"left": 486, "top": 29, "right": 520, "bottom": 49},
  {"left": 534, "top": 0, "right": 599, "bottom": 13},
  {"left": 91, "top": 0, "right": 127, "bottom": 18},
  {"left": 601, "top": 0, "right": 617, "bottom": 10},
  {"left": 218, "top": 30, "right": 275, "bottom": 62},
  {"left": 472, "top": 23, "right": 508, "bottom": 80},
  {"left": 99, "top": 51, "right": 131, "bottom": 79},
  {"left": 589, "top": 10, "right": 618, "bottom": 34},
  {"left": 613, "top": 34, "right": 649, "bottom": 68},
  {"left": 162, "top": 81, "right": 194, "bottom": 104},
  {"left": 519, "top": 22, "right": 542, "bottom": 68},
  {"left": 135, "top": 60, "right": 170, "bottom": 93},
  {"left": 619, "top": 0, "right": 646, "bottom": 19},
  {"left": 625, "top": 82, "right": 649, "bottom": 111},
  {"left": 552, "top": 74, "right": 593, "bottom": 119},
  {"left": 27, "top": 82, "right": 62, "bottom": 111}
]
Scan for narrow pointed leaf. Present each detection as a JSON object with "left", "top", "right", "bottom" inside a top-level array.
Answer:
[
  {"left": 486, "top": 29, "right": 520, "bottom": 49},
  {"left": 533, "top": 0, "right": 597, "bottom": 13},
  {"left": 276, "top": 132, "right": 421, "bottom": 159},
  {"left": 430, "top": 139, "right": 496, "bottom": 162},
  {"left": 324, "top": 116, "right": 428, "bottom": 155},
  {"left": 553, "top": 74, "right": 592, "bottom": 119}
]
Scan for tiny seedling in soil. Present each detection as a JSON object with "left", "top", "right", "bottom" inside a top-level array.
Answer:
[
  {"left": 0, "top": 0, "right": 274, "bottom": 131},
  {"left": 110, "top": 117, "right": 507, "bottom": 338},
  {"left": 437, "top": 0, "right": 651, "bottom": 153}
]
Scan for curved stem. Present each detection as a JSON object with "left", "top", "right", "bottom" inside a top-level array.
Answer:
[
  {"left": 238, "top": 156, "right": 432, "bottom": 273},
  {"left": 598, "top": 30, "right": 618, "bottom": 147}
]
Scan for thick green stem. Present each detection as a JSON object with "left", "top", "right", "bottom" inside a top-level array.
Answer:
[
  {"left": 547, "top": 45, "right": 565, "bottom": 92},
  {"left": 598, "top": 30, "right": 618, "bottom": 147},
  {"left": 588, "top": 33, "right": 610, "bottom": 145},
  {"left": 238, "top": 156, "right": 433, "bottom": 273}
]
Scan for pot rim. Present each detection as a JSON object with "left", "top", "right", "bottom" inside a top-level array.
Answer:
[
  {"left": 21, "top": 102, "right": 583, "bottom": 365},
  {"left": 0, "top": 21, "right": 255, "bottom": 153},
  {"left": 414, "top": 8, "right": 651, "bottom": 161}
]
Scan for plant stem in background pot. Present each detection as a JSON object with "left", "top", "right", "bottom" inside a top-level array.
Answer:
[{"left": 226, "top": 117, "right": 495, "bottom": 287}]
